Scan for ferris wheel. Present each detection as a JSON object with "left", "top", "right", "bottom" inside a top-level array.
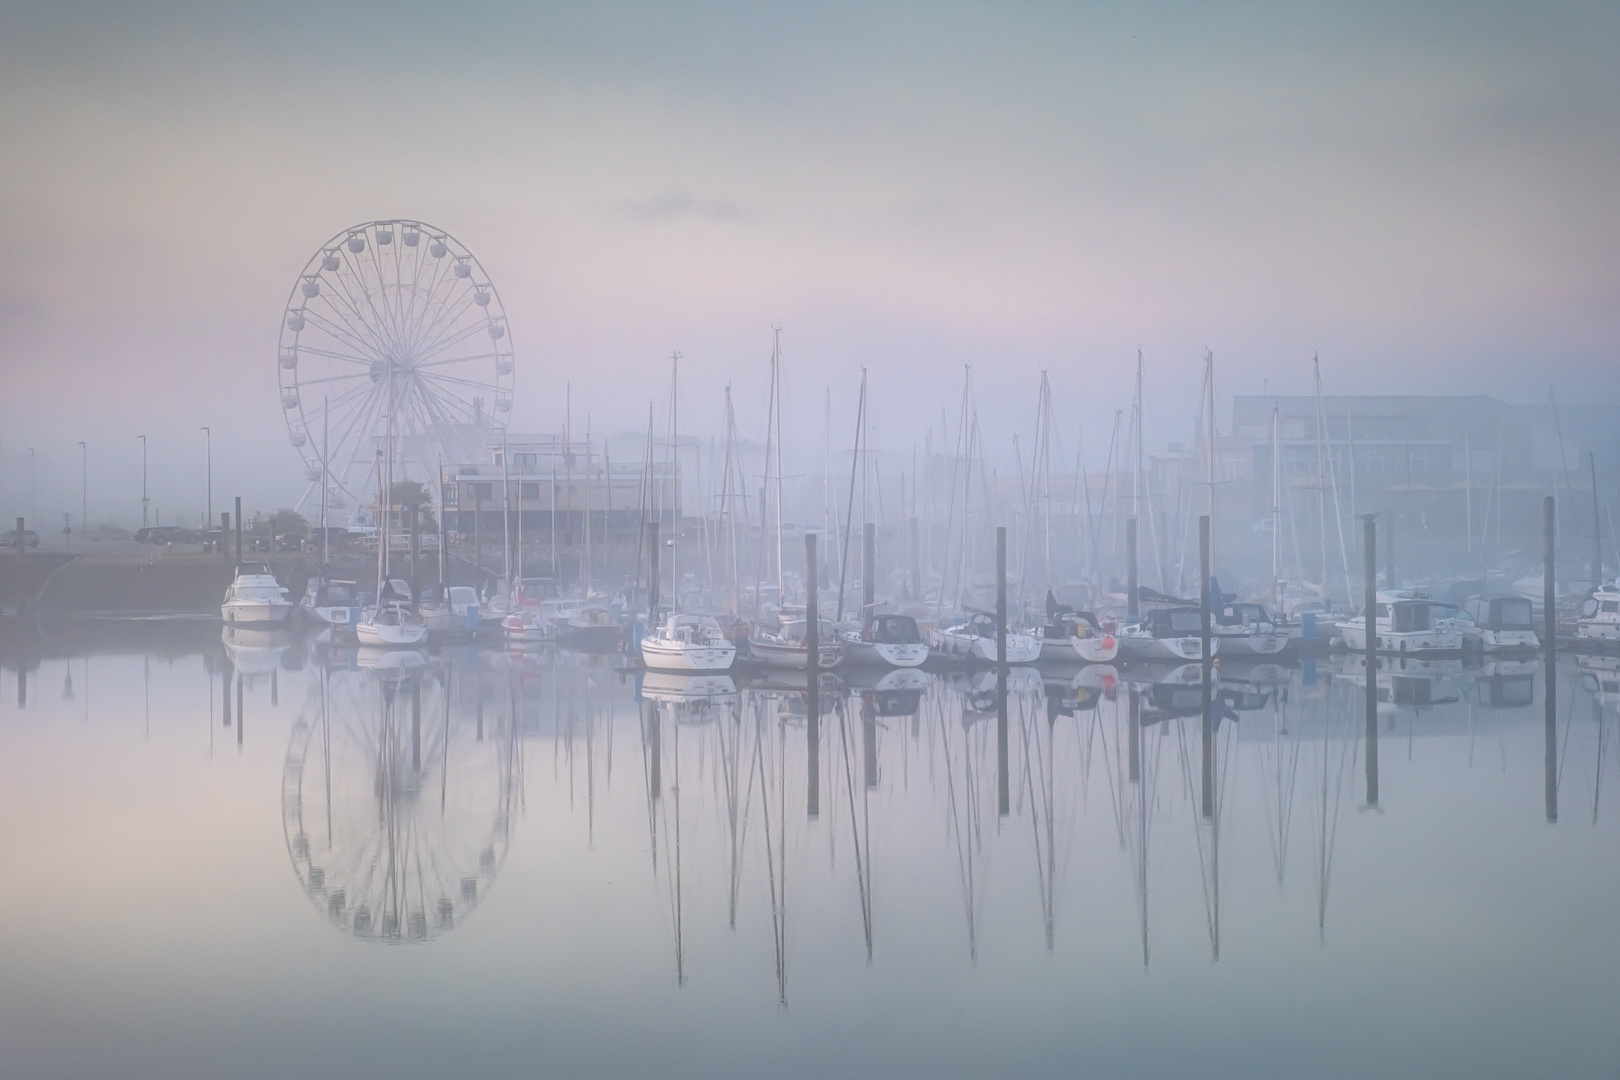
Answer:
[
  {"left": 278, "top": 220, "right": 514, "bottom": 514},
  {"left": 281, "top": 661, "right": 521, "bottom": 943}
]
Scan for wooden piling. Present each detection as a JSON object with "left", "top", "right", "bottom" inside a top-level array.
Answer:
[
  {"left": 1364, "top": 514, "right": 1379, "bottom": 808},
  {"left": 1200, "top": 515, "right": 1213, "bottom": 820},
  {"left": 233, "top": 497, "right": 243, "bottom": 572},
  {"left": 1126, "top": 516, "right": 1139, "bottom": 621},
  {"left": 1544, "top": 494, "right": 1558, "bottom": 823},
  {"left": 807, "top": 532, "right": 820, "bottom": 819},
  {"left": 997, "top": 525, "right": 1009, "bottom": 817}
]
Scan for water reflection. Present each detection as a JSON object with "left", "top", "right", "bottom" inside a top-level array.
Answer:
[
  {"left": 282, "top": 651, "right": 520, "bottom": 943},
  {"left": 3, "top": 622, "right": 1619, "bottom": 1077}
]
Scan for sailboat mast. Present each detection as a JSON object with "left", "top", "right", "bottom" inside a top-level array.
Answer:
[
  {"left": 772, "top": 331, "right": 785, "bottom": 605},
  {"left": 1272, "top": 405, "right": 1282, "bottom": 602},
  {"left": 1204, "top": 349, "right": 1217, "bottom": 583},
  {"left": 669, "top": 353, "right": 680, "bottom": 610}
]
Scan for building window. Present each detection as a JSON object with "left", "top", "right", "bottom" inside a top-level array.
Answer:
[
  {"left": 515, "top": 452, "right": 539, "bottom": 469},
  {"left": 467, "top": 482, "right": 493, "bottom": 500},
  {"left": 441, "top": 483, "right": 457, "bottom": 506}
]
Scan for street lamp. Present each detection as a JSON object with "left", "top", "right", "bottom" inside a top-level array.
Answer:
[
  {"left": 201, "top": 426, "right": 212, "bottom": 528},
  {"left": 78, "top": 441, "right": 86, "bottom": 548},
  {"left": 138, "top": 435, "right": 149, "bottom": 529}
]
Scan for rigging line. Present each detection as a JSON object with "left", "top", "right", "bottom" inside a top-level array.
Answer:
[{"left": 837, "top": 707, "right": 874, "bottom": 959}]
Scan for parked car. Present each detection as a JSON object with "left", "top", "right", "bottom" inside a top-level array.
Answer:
[
  {"left": 201, "top": 530, "right": 224, "bottom": 552},
  {"left": 133, "top": 527, "right": 155, "bottom": 543},
  {"left": 149, "top": 526, "right": 202, "bottom": 544},
  {"left": 1, "top": 529, "right": 41, "bottom": 549},
  {"left": 276, "top": 532, "right": 305, "bottom": 551}
]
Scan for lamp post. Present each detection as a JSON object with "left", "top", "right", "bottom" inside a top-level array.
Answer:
[
  {"left": 78, "top": 441, "right": 87, "bottom": 546},
  {"left": 201, "top": 427, "right": 212, "bottom": 529},
  {"left": 138, "top": 435, "right": 149, "bottom": 529}
]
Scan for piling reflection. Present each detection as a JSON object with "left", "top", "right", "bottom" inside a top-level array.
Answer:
[{"left": 2, "top": 624, "right": 1613, "bottom": 1004}]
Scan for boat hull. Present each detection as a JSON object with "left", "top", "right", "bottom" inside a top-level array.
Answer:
[
  {"left": 930, "top": 630, "right": 1042, "bottom": 664},
  {"left": 839, "top": 637, "right": 929, "bottom": 667},
  {"left": 222, "top": 601, "right": 293, "bottom": 626},
  {"left": 1339, "top": 620, "right": 1463, "bottom": 654},
  {"left": 1116, "top": 633, "right": 1215, "bottom": 662},
  {"left": 1212, "top": 630, "right": 1290, "bottom": 657},
  {"left": 641, "top": 639, "right": 737, "bottom": 672}
]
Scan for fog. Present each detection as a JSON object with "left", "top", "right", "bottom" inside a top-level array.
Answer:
[{"left": 3, "top": 1, "right": 1619, "bottom": 532}]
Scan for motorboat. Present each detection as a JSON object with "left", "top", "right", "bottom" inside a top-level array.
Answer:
[
  {"left": 300, "top": 577, "right": 361, "bottom": 631},
  {"left": 641, "top": 614, "right": 737, "bottom": 672},
  {"left": 839, "top": 613, "right": 930, "bottom": 667},
  {"left": 1338, "top": 591, "right": 1464, "bottom": 654},
  {"left": 1210, "top": 601, "right": 1290, "bottom": 657},
  {"left": 1035, "top": 610, "right": 1118, "bottom": 664},
  {"left": 556, "top": 603, "right": 623, "bottom": 652},
  {"left": 502, "top": 608, "right": 557, "bottom": 643},
  {"left": 1577, "top": 583, "right": 1620, "bottom": 643},
  {"left": 419, "top": 585, "right": 483, "bottom": 636},
  {"left": 750, "top": 618, "right": 845, "bottom": 670},
  {"left": 1115, "top": 607, "right": 1217, "bottom": 663},
  {"left": 221, "top": 562, "right": 293, "bottom": 626},
  {"left": 356, "top": 599, "right": 428, "bottom": 646},
  {"left": 1459, "top": 595, "right": 1539, "bottom": 652},
  {"left": 929, "top": 611, "right": 1042, "bottom": 665}
]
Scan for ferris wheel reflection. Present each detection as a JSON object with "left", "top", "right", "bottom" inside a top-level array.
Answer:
[{"left": 282, "top": 651, "right": 522, "bottom": 943}]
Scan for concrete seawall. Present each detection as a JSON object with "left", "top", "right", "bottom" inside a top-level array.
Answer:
[{"left": 4, "top": 549, "right": 315, "bottom": 617}]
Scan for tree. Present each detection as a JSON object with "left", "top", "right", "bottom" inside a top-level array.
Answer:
[
  {"left": 270, "top": 508, "right": 310, "bottom": 535},
  {"left": 388, "top": 480, "right": 437, "bottom": 530}
]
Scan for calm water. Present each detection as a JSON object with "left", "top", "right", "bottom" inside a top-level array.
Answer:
[{"left": 1, "top": 623, "right": 1618, "bottom": 1080}]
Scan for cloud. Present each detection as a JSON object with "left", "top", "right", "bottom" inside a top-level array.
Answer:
[{"left": 620, "top": 186, "right": 749, "bottom": 224}]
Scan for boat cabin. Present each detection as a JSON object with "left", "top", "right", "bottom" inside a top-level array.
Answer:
[
  {"left": 1042, "top": 610, "right": 1103, "bottom": 640},
  {"left": 1462, "top": 596, "right": 1534, "bottom": 632},
  {"left": 864, "top": 614, "right": 923, "bottom": 645},
  {"left": 1141, "top": 608, "right": 1203, "bottom": 637},
  {"left": 1214, "top": 603, "right": 1275, "bottom": 629}
]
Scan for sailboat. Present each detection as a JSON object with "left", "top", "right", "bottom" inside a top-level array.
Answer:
[{"left": 356, "top": 392, "right": 426, "bottom": 647}]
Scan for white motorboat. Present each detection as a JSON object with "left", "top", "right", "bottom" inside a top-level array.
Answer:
[
  {"left": 750, "top": 618, "right": 845, "bottom": 670},
  {"left": 1210, "top": 601, "right": 1291, "bottom": 657},
  {"left": 221, "top": 562, "right": 293, "bottom": 626},
  {"left": 356, "top": 599, "right": 428, "bottom": 646},
  {"left": 1115, "top": 607, "right": 1217, "bottom": 663},
  {"left": 839, "top": 613, "right": 930, "bottom": 667},
  {"left": 1035, "top": 610, "right": 1119, "bottom": 664},
  {"left": 1459, "top": 595, "right": 1539, "bottom": 652},
  {"left": 1577, "top": 583, "right": 1620, "bottom": 643},
  {"left": 502, "top": 609, "right": 557, "bottom": 643},
  {"left": 641, "top": 614, "right": 737, "bottom": 672},
  {"left": 420, "top": 585, "right": 483, "bottom": 636},
  {"left": 300, "top": 577, "right": 361, "bottom": 630},
  {"left": 930, "top": 611, "right": 1042, "bottom": 665},
  {"left": 1338, "top": 591, "right": 1464, "bottom": 654}
]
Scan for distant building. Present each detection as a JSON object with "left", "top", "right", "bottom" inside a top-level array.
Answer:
[
  {"left": 1223, "top": 395, "right": 1619, "bottom": 579},
  {"left": 438, "top": 433, "right": 677, "bottom": 539}
]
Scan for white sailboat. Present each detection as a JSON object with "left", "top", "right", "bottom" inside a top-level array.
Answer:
[
  {"left": 641, "top": 613, "right": 737, "bottom": 672},
  {"left": 356, "top": 380, "right": 426, "bottom": 647}
]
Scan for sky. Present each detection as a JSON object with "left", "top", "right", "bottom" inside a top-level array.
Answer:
[{"left": 2, "top": 0, "right": 1618, "bottom": 527}]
